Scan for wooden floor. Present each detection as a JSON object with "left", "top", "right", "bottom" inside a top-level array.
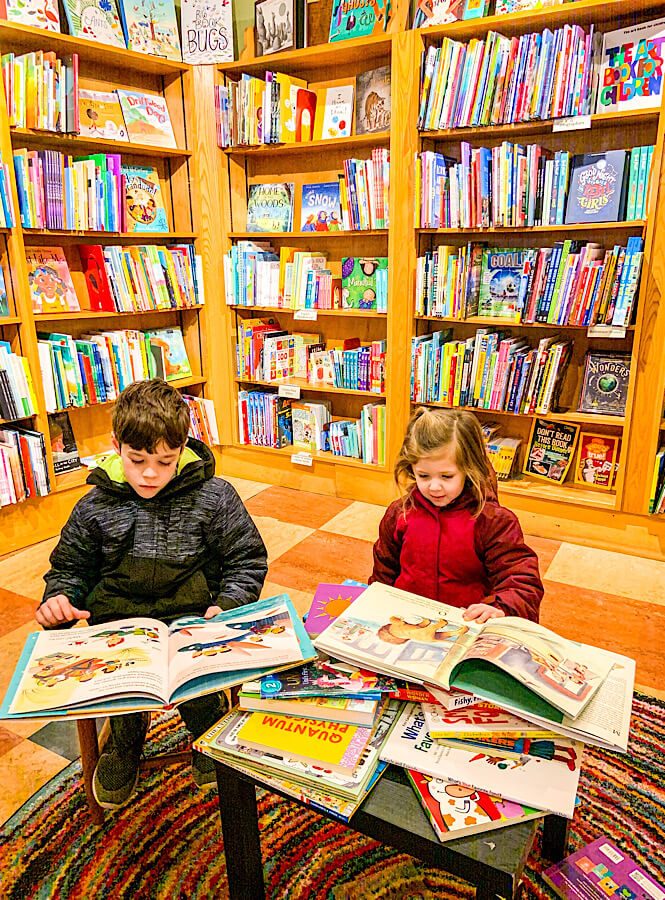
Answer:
[{"left": 1, "top": 474, "right": 664, "bottom": 825}]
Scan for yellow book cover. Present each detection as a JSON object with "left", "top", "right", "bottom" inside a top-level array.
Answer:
[
  {"left": 236, "top": 710, "right": 373, "bottom": 773},
  {"left": 275, "top": 73, "right": 307, "bottom": 144},
  {"left": 78, "top": 89, "right": 128, "bottom": 142}
]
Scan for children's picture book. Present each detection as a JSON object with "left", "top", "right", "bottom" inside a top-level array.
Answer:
[
  {"left": 564, "top": 151, "right": 628, "bottom": 225},
  {"left": 578, "top": 353, "right": 631, "bottom": 416},
  {"left": 381, "top": 703, "right": 583, "bottom": 818},
  {"left": 478, "top": 249, "right": 528, "bottom": 318},
  {"left": 329, "top": 0, "right": 389, "bottom": 42},
  {"left": 341, "top": 256, "right": 388, "bottom": 309},
  {"left": 180, "top": 0, "right": 234, "bottom": 63},
  {"left": 78, "top": 89, "right": 128, "bottom": 141},
  {"left": 255, "top": 0, "right": 303, "bottom": 55},
  {"left": 3, "top": 0, "right": 61, "bottom": 30},
  {"left": 25, "top": 247, "right": 80, "bottom": 314},
  {"left": 247, "top": 183, "right": 294, "bottom": 232},
  {"left": 0, "top": 596, "right": 315, "bottom": 719},
  {"left": 121, "top": 165, "right": 169, "bottom": 233},
  {"left": 523, "top": 418, "right": 580, "bottom": 484},
  {"left": 312, "top": 85, "right": 354, "bottom": 141},
  {"left": 355, "top": 65, "right": 391, "bottom": 135},
  {"left": 0, "top": 267, "right": 9, "bottom": 318},
  {"left": 47, "top": 411, "right": 81, "bottom": 475},
  {"left": 422, "top": 701, "right": 558, "bottom": 739},
  {"left": 118, "top": 0, "right": 181, "bottom": 60},
  {"left": 408, "top": 769, "right": 546, "bottom": 842},
  {"left": 239, "top": 691, "right": 380, "bottom": 727},
  {"left": 246, "top": 658, "right": 397, "bottom": 700},
  {"left": 116, "top": 90, "right": 177, "bottom": 148},
  {"left": 595, "top": 17, "right": 665, "bottom": 115},
  {"left": 146, "top": 326, "right": 192, "bottom": 380},
  {"left": 61, "top": 0, "right": 126, "bottom": 47},
  {"left": 314, "top": 581, "right": 627, "bottom": 726},
  {"left": 574, "top": 432, "right": 620, "bottom": 491},
  {"left": 412, "top": 0, "right": 465, "bottom": 27},
  {"left": 544, "top": 838, "right": 665, "bottom": 900},
  {"left": 304, "top": 582, "right": 368, "bottom": 636},
  {"left": 300, "top": 182, "right": 343, "bottom": 232}
]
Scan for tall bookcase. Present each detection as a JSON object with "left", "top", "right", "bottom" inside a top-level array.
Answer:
[{"left": 0, "top": 23, "right": 211, "bottom": 554}]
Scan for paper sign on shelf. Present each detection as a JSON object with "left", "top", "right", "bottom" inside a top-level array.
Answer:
[
  {"left": 294, "top": 309, "right": 318, "bottom": 321},
  {"left": 278, "top": 384, "right": 301, "bottom": 399},
  {"left": 553, "top": 115, "right": 591, "bottom": 132},
  {"left": 291, "top": 452, "right": 313, "bottom": 467},
  {"left": 587, "top": 324, "right": 627, "bottom": 339}
]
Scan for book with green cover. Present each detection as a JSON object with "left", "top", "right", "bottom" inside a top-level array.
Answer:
[{"left": 145, "top": 327, "right": 192, "bottom": 381}]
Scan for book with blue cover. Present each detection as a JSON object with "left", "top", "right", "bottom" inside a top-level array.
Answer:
[
  {"left": 300, "top": 182, "right": 343, "bottom": 232},
  {"left": 329, "top": 0, "right": 390, "bottom": 42},
  {"left": 478, "top": 249, "right": 528, "bottom": 318}
]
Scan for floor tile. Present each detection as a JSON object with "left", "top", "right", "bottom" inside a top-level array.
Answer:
[
  {"left": 222, "top": 475, "right": 271, "bottom": 502},
  {"left": 245, "top": 486, "right": 353, "bottom": 529},
  {"left": 268, "top": 532, "right": 375, "bottom": 595},
  {"left": 0, "top": 724, "right": 23, "bottom": 756},
  {"left": 29, "top": 720, "right": 83, "bottom": 762},
  {"left": 0, "top": 622, "right": 37, "bottom": 701},
  {"left": 0, "top": 537, "right": 57, "bottom": 602},
  {"left": 320, "top": 500, "right": 387, "bottom": 542},
  {"left": 523, "top": 535, "right": 561, "bottom": 579},
  {"left": 0, "top": 740, "right": 70, "bottom": 825},
  {"left": 261, "top": 581, "right": 314, "bottom": 620},
  {"left": 545, "top": 543, "right": 665, "bottom": 606},
  {"left": 0, "top": 587, "right": 39, "bottom": 638},
  {"left": 251, "top": 516, "right": 314, "bottom": 563}
]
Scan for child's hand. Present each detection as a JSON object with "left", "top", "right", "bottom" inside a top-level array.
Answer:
[
  {"left": 204, "top": 605, "right": 223, "bottom": 619},
  {"left": 36, "top": 595, "right": 91, "bottom": 628},
  {"left": 462, "top": 603, "right": 506, "bottom": 624}
]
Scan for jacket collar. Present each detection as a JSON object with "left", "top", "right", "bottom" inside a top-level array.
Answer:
[{"left": 411, "top": 483, "right": 479, "bottom": 516}]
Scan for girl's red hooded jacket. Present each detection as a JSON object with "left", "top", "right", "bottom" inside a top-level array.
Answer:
[{"left": 369, "top": 486, "right": 543, "bottom": 621}]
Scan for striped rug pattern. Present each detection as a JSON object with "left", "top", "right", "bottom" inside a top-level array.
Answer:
[{"left": 2, "top": 693, "right": 663, "bottom": 900}]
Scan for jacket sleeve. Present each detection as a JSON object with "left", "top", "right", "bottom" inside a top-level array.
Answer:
[
  {"left": 474, "top": 504, "right": 543, "bottom": 622},
  {"left": 207, "top": 483, "right": 268, "bottom": 610},
  {"left": 369, "top": 501, "right": 403, "bottom": 587},
  {"left": 42, "top": 500, "right": 103, "bottom": 609}
]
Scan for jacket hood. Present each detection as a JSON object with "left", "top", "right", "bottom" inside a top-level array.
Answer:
[{"left": 86, "top": 437, "right": 215, "bottom": 498}]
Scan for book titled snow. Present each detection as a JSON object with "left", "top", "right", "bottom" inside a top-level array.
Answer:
[{"left": 300, "top": 182, "right": 343, "bottom": 233}]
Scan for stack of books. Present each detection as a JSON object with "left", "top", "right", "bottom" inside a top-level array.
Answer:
[{"left": 0, "top": 345, "right": 38, "bottom": 420}]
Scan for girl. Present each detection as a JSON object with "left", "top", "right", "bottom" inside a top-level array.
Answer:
[{"left": 370, "top": 408, "right": 543, "bottom": 623}]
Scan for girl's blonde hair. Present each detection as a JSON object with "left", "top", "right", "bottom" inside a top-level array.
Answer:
[{"left": 394, "top": 407, "right": 493, "bottom": 517}]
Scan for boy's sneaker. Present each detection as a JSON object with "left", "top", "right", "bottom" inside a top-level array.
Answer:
[
  {"left": 191, "top": 750, "right": 217, "bottom": 788},
  {"left": 92, "top": 747, "right": 141, "bottom": 809}
]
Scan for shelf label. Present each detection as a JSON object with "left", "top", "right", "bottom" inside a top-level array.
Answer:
[
  {"left": 278, "top": 383, "right": 301, "bottom": 399},
  {"left": 587, "top": 324, "right": 627, "bottom": 339},
  {"left": 294, "top": 308, "right": 318, "bottom": 321},
  {"left": 553, "top": 115, "right": 591, "bottom": 132},
  {"left": 291, "top": 451, "right": 313, "bottom": 467}
]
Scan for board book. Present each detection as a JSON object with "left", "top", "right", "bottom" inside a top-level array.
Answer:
[
  {"left": 0, "top": 595, "right": 315, "bottom": 720},
  {"left": 355, "top": 65, "right": 391, "bottom": 135}
]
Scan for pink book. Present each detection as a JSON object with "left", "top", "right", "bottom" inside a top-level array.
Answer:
[{"left": 305, "top": 583, "right": 367, "bottom": 637}]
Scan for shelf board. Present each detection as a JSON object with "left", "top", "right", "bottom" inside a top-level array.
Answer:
[
  {"left": 219, "top": 33, "right": 392, "bottom": 78},
  {"left": 0, "top": 21, "right": 190, "bottom": 75},
  {"left": 22, "top": 230, "right": 197, "bottom": 243},
  {"left": 223, "top": 132, "right": 390, "bottom": 157},
  {"left": 0, "top": 411, "right": 37, "bottom": 425},
  {"left": 229, "top": 230, "right": 388, "bottom": 239},
  {"left": 232, "top": 305, "right": 386, "bottom": 318},
  {"left": 414, "top": 315, "right": 635, "bottom": 331},
  {"left": 10, "top": 127, "right": 191, "bottom": 159},
  {"left": 0, "top": 316, "right": 21, "bottom": 325},
  {"left": 236, "top": 377, "right": 385, "bottom": 398},
  {"left": 54, "top": 467, "right": 89, "bottom": 493},
  {"left": 498, "top": 478, "right": 617, "bottom": 509},
  {"left": 421, "top": 400, "right": 625, "bottom": 427},
  {"left": 56, "top": 376, "right": 207, "bottom": 415},
  {"left": 232, "top": 441, "right": 386, "bottom": 471},
  {"left": 34, "top": 306, "right": 198, "bottom": 322},
  {"left": 420, "top": 108, "right": 660, "bottom": 142},
  {"left": 419, "top": 221, "right": 645, "bottom": 235}
]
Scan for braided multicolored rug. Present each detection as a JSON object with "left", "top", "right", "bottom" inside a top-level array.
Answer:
[{"left": 2, "top": 692, "right": 664, "bottom": 900}]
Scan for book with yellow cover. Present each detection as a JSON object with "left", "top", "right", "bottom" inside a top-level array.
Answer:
[{"left": 78, "top": 89, "right": 128, "bottom": 141}]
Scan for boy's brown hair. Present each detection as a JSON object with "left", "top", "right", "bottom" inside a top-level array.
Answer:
[
  {"left": 394, "top": 407, "right": 495, "bottom": 516},
  {"left": 112, "top": 379, "right": 190, "bottom": 452}
]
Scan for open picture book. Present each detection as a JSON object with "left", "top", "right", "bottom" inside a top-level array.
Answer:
[
  {"left": 314, "top": 582, "right": 635, "bottom": 751},
  {"left": 0, "top": 595, "right": 315, "bottom": 720}
]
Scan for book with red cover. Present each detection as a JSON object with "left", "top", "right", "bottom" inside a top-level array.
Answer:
[
  {"left": 78, "top": 245, "right": 116, "bottom": 312},
  {"left": 295, "top": 89, "right": 317, "bottom": 142}
]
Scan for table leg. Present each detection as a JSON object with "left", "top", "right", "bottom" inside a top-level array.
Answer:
[
  {"left": 77, "top": 719, "right": 104, "bottom": 826},
  {"left": 474, "top": 877, "right": 503, "bottom": 900},
  {"left": 541, "top": 814, "right": 569, "bottom": 862},
  {"left": 216, "top": 766, "right": 266, "bottom": 900}
]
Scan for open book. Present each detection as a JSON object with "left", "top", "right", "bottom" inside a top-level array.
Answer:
[
  {"left": 314, "top": 582, "right": 634, "bottom": 745},
  {"left": 0, "top": 595, "right": 315, "bottom": 720}
]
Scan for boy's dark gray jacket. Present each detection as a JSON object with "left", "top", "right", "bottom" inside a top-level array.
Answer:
[{"left": 41, "top": 439, "right": 268, "bottom": 624}]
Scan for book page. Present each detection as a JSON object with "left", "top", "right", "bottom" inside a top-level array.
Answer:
[{"left": 8, "top": 618, "right": 169, "bottom": 715}]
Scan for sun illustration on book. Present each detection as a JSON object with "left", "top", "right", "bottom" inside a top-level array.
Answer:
[{"left": 313, "top": 592, "right": 356, "bottom": 620}]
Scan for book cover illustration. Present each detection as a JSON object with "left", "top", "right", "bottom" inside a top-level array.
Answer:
[
  {"left": 247, "top": 183, "right": 294, "bottom": 232},
  {"left": 478, "top": 249, "right": 526, "bottom": 318},
  {"left": 254, "top": 659, "right": 397, "bottom": 698},
  {"left": 596, "top": 17, "right": 665, "bottom": 114},
  {"left": 61, "top": 0, "right": 126, "bottom": 46},
  {"left": 544, "top": 837, "right": 665, "bottom": 900},
  {"left": 4, "top": 0, "right": 60, "bottom": 30},
  {"left": 329, "top": 0, "right": 390, "bottom": 42},
  {"left": 578, "top": 353, "right": 631, "bottom": 416},
  {"left": 146, "top": 327, "right": 192, "bottom": 380},
  {"left": 408, "top": 769, "right": 545, "bottom": 842},
  {"left": 412, "top": 0, "right": 464, "bottom": 28},
  {"left": 122, "top": 165, "right": 169, "bottom": 232},
  {"left": 300, "top": 182, "right": 343, "bottom": 232},
  {"left": 341, "top": 257, "right": 388, "bottom": 309},
  {"left": 564, "top": 151, "right": 628, "bottom": 224},
  {"left": 422, "top": 701, "right": 558, "bottom": 739},
  {"left": 78, "top": 89, "right": 128, "bottom": 141},
  {"left": 574, "top": 432, "right": 619, "bottom": 491},
  {"left": 47, "top": 411, "right": 81, "bottom": 475},
  {"left": 0, "top": 267, "right": 8, "bottom": 317},
  {"left": 355, "top": 65, "right": 391, "bottom": 135},
  {"left": 304, "top": 583, "right": 368, "bottom": 636},
  {"left": 255, "top": 0, "right": 301, "bottom": 55},
  {"left": 180, "top": 0, "right": 233, "bottom": 63},
  {"left": 25, "top": 247, "right": 80, "bottom": 314},
  {"left": 523, "top": 418, "right": 580, "bottom": 484},
  {"left": 116, "top": 90, "right": 177, "bottom": 148},
  {"left": 118, "top": 0, "right": 182, "bottom": 60},
  {"left": 313, "top": 85, "right": 354, "bottom": 141}
]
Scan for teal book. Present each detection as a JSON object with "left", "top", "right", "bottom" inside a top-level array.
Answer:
[
  {"left": 145, "top": 326, "right": 192, "bottom": 381},
  {"left": 329, "top": 0, "right": 390, "bottom": 42}
]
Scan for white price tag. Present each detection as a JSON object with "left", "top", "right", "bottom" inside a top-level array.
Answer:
[
  {"left": 587, "top": 324, "right": 627, "bottom": 339},
  {"left": 552, "top": 115, "right": 591, "bottom": 132},
  {"left": 294, "top": 308, "right": 318, "bottom": 321},
  {"left": 291, "top": 451, "right": 313, "bottom": 467},
  {"left": 278, "top": 383, "right": 301, "bottom": 399}
]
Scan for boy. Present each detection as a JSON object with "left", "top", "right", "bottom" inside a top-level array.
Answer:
[{"left": 37, "top": 379, "right": 268, "bottom": 809}]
